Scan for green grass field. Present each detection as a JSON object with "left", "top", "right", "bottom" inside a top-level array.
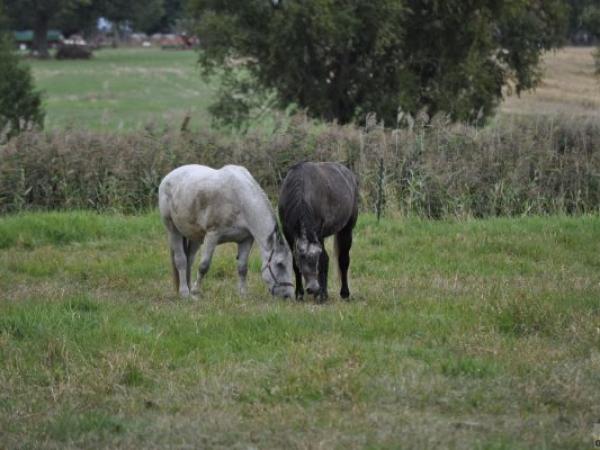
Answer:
[
  {"left": 29, "top": 48, "right": 214, "bottom": 131},
  {"left": 1, "top": 211, "right": 599, "bottom": 449}
]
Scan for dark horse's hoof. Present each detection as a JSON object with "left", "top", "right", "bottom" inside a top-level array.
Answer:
[
  {"left": 340, "top": 290, "right": 350, "bottom": 300},
  {"left": 317, "top": 292, "right": 328, "bottom": 303}
]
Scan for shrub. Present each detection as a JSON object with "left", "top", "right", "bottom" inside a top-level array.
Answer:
[
  {"left": 0, "top": 35, "right": 44, "bottom": 142},
  {"left": 1, "top": 115, "right": 600, "bottom": 218},
  {"left": 55, "top": 44, "right": 93, "bottom": 60}
]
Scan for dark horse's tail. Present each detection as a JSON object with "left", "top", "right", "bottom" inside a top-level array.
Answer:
[{"left": 333, "top": 217, "right": 356, "bottom": 285}]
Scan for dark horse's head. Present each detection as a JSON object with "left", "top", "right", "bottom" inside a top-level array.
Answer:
[{"left": 293, "top": 230, "right": 322, "bottom": 295}]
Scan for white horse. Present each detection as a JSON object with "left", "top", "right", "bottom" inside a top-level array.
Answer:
[{"left": 158, "top": 164, "right": 294, "bottom": 299}]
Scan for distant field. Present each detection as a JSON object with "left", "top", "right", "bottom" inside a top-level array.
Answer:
[
  {"left": 29, "top": 48, "right": 214, "bottom": 131},
  {"left": 500, "top": 46, "right": 600, "bottom": 118},
  {"left": 27, "top": 46, "right": 599, "bottom": 131},
  {"left": 1, "top": 211, "right": 599, "bottom": 449}
]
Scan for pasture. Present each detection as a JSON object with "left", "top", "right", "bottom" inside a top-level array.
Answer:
[
  {"left": 502, "top": 47, "right": 600, "bottom": 119},
  {"left": 28, "top": 46, "right": 600, "bottom": 131},
  {"left": 29, "top": 48, "right": 213, "bottom": 131},
  {"left": 1, "top": 211, "right": 599, "bottom": 449}
]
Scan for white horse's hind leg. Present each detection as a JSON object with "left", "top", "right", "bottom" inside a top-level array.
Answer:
[
  {"left": 191, "top": 233, "right": 218, "bottom": 295},
  {"left": 236, "top": 237, "right": 253, "bottom": 296},
  {"left": 186, "top": 240, "right": 201, "bottom": 298},
  {"left": 168, "top": 229, "right": 191, "bottom": 298}
]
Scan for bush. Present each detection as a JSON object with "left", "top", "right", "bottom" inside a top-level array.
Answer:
[
  {"left": 55, "top": 44, "right": 93, "bottom": 60},
  {"left": 1, "top": 115, "right": 600, "bottom": 218},
  {"left": 0, "top": 35, "right": 44, "bottom": 142}
]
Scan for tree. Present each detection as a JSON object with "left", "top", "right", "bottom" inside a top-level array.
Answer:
[
  {"left": 0, "top": 1, "right": 44, "bottom": 141},
  {"left": 582, "top": 4, "right": 600, "bottom": 36},
  {"left": 565, "top": 0, "right": 600, "bottom": 41},
  {"left": 4, "top": 0, "right": 92, "bottom": 58},
  {"left": 581, "top": 3, "right": 600, "bottom": 73},
  {"left": 57, "top": 1, "right": 102, "bottom": 38},
  {"left": 189, "top": 0, "right": 567, "bottom": 127},
  {"left": 149, "top": 0, "right": 185, "bottom": 34},
  {"left": 98, "top": 0, "right": 164, "bottom": 38}
]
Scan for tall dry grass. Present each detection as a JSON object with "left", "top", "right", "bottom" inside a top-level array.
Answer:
[
  {"left": 1, "top": 114, "right": 600, "bottom": 218},
  {"left": 501, "top": 47, "right": 600, "bottom": 118}
]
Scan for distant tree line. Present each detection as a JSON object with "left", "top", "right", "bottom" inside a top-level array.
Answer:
[
  {"left": 3, "top": 0, "right": 184, "bottom": 58},
  {"left": 2, "top": 0, "right": 600, "bottom": 139},
  {"left": 567, "top": 0, "right": 600, "bottom": 42}
]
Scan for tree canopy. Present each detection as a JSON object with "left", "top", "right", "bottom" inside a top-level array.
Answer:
[
  {"left": 0, "top": 1, "right": 44, "bottom": 140},
  {"left": 4, "top": 0, "right": 91, "bottom": 57},
  {"left": 97, "top": 0, "right": 164, "bottom": 36},
  {"left": 3, "top": 0, "right": 177, "bottom": 55},
  {"left": 190, "top": 0, "right": 567, "bottom": 127},
  {"left": 566, "top": 0, "right": 600, "bottom": 39}
]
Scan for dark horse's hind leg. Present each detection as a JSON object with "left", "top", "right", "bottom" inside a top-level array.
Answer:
[
  {"left": 293, "top": 259, "right": 304, "bottom": 300},
  {"left": 336, "top": 227, "right": 353, "bottom": 299},
  {"left": 318, "top": 239, "right": 329, "bottom": 302}
]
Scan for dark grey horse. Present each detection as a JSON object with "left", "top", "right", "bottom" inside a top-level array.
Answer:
[{"left": 278, "top": 162, "right": 359, "bottom": 301}]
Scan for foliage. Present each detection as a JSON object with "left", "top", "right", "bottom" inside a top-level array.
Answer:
[
  {"left": 151, "top": 0, "right": 185, "bottom": 34},
  {"left": 55, "top": 43, "right": 93, "bottom": 59},
  {"left": 97, "top": 0, "right": 165, "bottom": 36},
  {"left": 3, "top": 0, "right": 92, "bottom": 58},
  {"left": 580, "top": 4, "right": 600, "bottom": 73},
  {"left": 190, "top": 0, "right": 567, "bottom": 127},
  {"left": 2, "top": 114, "right": 600, "bottom": 218},
  {"left": 0, "top": 5, "right": 44, "bottom": 142},
  {"left": 4, "top": 0, "right": 173, "bottom": 46},
  {"left": 57, "top": 1, "right": 103, "bottom": 37},
  {"left": 566, "top": 0, "right": 600, "bottom": 38},
  {"left": 0, "top": 0, "right": 6, "bottom": 31},
  {"left": 581, "top": 4, "right": 600, "bottom": 39}
]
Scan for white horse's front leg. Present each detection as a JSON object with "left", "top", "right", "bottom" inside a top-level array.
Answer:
[
  {"left": 191, "top": 233, "right": 218, "bottom": 296},
  {"left": 236, "top": 237, "right": 254, "bottom": 296}
]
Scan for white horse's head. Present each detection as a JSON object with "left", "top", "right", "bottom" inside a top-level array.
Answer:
[{"left": 261, "top": 231, "right": 294, "bottom": 299}]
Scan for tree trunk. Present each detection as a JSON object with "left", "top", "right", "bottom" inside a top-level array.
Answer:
[
  {"left": 33, "top": 14, "right": 50, "bottom": 59},
  {"left": 112, "top": 23, "right": 121, "bottom": 48}
]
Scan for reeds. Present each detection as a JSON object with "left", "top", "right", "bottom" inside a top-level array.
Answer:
[{"left": 1, "top": 114, "right": 600, "bottom": 218}]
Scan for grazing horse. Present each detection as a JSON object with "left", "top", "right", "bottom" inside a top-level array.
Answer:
[
  {"left": 278, "top": 162, "right": 359, "bottom": 301},
  {"left": 158, "top": 164, "right": 294, "bottom": 299}
]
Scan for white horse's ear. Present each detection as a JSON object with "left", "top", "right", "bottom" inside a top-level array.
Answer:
[{"left": 268, "top": 229, "right": 277, "bottom": 247}]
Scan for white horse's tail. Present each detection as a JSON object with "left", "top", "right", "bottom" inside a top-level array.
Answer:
[
  {"left": 170, "top": 236, "right": 192, "bottom": 292},
  {"left": 184, "top": 238, "right": 192, "bottom": 289},
  {"left": 170, "top": 248, "right": 179, "bottom": 292}
]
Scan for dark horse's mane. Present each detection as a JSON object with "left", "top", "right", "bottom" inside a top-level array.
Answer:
[{"left": 279, "top": 163, "right": 320, "bottom": 242}]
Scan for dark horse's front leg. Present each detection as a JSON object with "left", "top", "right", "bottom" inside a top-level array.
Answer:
[
  {"left": 292, "top": 258, "right": 304, "bottom": 300},
  {"left": 318, "top": 240, "right": 329, "bottom": 302},
  {"left": 336, "top": 228, "right": 353, "bottom": 299}
]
